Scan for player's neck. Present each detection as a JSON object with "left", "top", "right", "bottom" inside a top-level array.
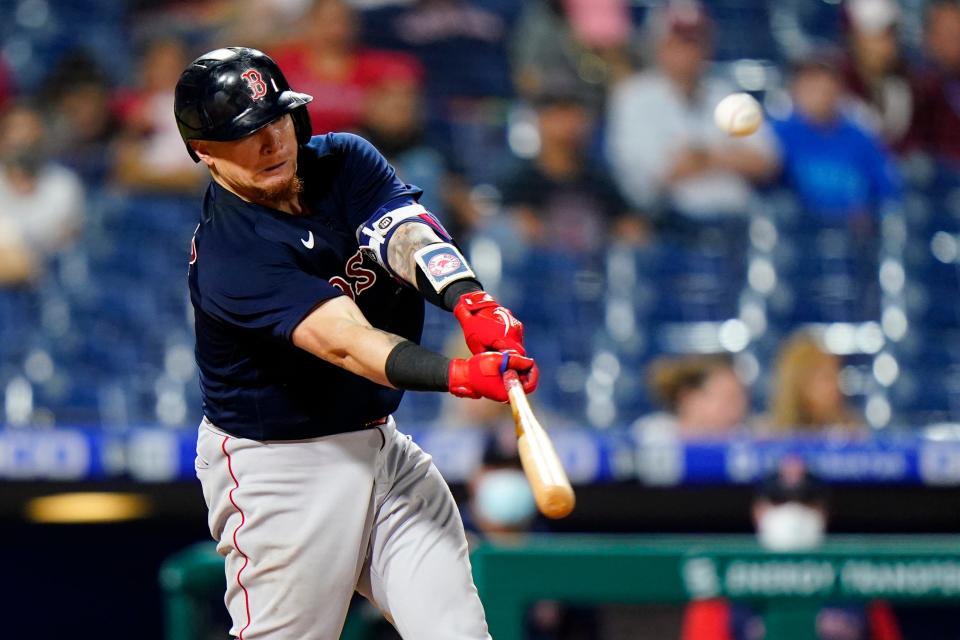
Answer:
[{"left": 212, "top": 173, "right": 306, "bottom": 216}]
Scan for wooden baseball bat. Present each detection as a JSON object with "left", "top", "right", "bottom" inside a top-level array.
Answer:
[{"left": 502, "top": 370, "right": 576, "bottom": 519}]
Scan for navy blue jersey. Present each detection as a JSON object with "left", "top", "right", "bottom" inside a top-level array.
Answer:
[{"left": 189, "top": 133, "right": 424, "bottom": 440}]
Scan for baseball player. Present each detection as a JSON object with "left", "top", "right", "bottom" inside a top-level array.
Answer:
[{"left": 174, "top": 47, "right": 537, "bottom": 640}]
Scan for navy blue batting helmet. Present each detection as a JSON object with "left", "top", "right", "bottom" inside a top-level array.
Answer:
[{"left": 174, "top": 47, "right": 313, "bottom": 162}]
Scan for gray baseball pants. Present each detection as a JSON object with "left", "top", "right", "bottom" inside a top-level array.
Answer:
[{"left": 195, "top": 417, "right": 491, "bottom": 640}]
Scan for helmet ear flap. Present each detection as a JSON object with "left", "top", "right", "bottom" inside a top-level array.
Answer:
[{"left": 292, "top": 106, "right": 312, "bottom": 146}]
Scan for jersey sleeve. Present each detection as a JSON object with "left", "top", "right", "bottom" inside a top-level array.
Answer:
[
  {"left": 333, "top": 133, "right": 423, "bottom": 230},
  {"left": 199, "top": 243, "right": 343, "bottom": 343}
]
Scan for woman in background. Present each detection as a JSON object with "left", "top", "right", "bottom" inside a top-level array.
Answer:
[
  {"left": 634, "top": 353, "right": 750, "bottom": 440},
  {"left": 768, "top": 332, "right": 863, "bottom": 433}
]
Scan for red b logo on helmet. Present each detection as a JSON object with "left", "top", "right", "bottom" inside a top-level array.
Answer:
[{"left": 241, "top": 69, "right": 267, "bottom": 100}]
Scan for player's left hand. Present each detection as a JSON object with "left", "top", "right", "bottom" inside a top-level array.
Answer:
[
  {"left": 453, "top": 291, "right": 525, "bottom": 355},
  {"left": 448, "top": 351, "right": 538, "bottom": 403}
]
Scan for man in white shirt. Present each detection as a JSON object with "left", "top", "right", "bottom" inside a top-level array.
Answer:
[
  {"left": 605, "top": 1, "right": 776, "bottom": 225},
  {"left": 0, "top": 103, "right": 84, "bottom": 285}
]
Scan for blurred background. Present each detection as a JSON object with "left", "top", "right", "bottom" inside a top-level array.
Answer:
[{"left": 3, "top": 0, "right": 960, "bottom": 638}]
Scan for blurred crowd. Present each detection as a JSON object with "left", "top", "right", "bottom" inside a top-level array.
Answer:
[{"left": 1, "top": 0, "right": 960, "bottom": 433}]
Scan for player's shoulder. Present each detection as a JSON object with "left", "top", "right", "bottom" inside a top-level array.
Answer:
[
  {"left": 304, "top": 132, "right": 384, "bottom": 162},
  {"left": 300, "top": 133, "right": 391, "bottom": 191}
]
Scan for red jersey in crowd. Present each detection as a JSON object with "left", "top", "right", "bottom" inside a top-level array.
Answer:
[{"left": 270, "top": 46, "right": 422, "bottom": 134}]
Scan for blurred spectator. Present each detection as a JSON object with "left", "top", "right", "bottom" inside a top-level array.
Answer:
[
  {"left": 0, "top": 103, "right": 85, "bottom": 285},
  {"left": 767, "top": 332, "right": 863, "bottom": 433},
  {"left": 465, "top": 430, "right": 538, "bottom": 539},
  {"left": 770, "top": 53, "right": 902, "bottom": 223},
  {"left": 358, "top": 0, "right": 522, "bottom": 183},
  {"left": 463, "top": 430, "right": 598, "bottom": 640},
  {"left": 271, "top": 0, "right": 423, "bottom": 135},
  {"left": 752, "top": 456, "right": 829, "bottom": 551},
  {"left": 682, "top": 457, "right": 902, "bottom": 640},
  {"left": 128, "top": 0, "right": 311, "bottom": 52},
  {"left": 0, "top": 54, "right": 12, "bottom": 112},
  {"left": 218, "top": 0, "right": 314, "bottom": 50},
  {"left": 841, "top": 0, "right": 914, "bottom": 149},
  {"left": 511, "top": 0, "right": 633, "bottom": 112},
  {"left": 360, "top": 0, "right": 519, "bottom": 101},
  {"left": 354, "top": 63, "right": 480, "bottom": 241},
  {"left": 498, "top": 88, "right": 647, "bottom": 255},
  {"left": 908, "top": 0, "right": 960, "bottom": 166},
  {"left": 605, "top": 1, "right": 776, "bottom": 229},
  {"left": 41, "top": 51, "right": 119, "bottom": 187},
  {"left": 633, "top": 354, "right": 750, "bottom": 440},
  {"left": 112, "top": 36, "right": 206, "bottom": 194}
]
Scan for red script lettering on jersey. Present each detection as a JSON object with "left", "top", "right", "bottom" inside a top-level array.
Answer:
[{"left": 329, "top": 250, "right": 378, "bottom": 299}]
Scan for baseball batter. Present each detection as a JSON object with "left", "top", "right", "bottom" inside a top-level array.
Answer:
[{"left": 174, "top": 47, "right": 538, "bottom": 640}]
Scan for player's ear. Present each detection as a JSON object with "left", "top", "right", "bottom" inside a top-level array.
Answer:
[{"left": 191, "top": 141, "right": 215, "bottom": 167}]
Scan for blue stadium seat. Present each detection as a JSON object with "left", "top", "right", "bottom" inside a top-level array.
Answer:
[
  {"left": 703, "top": 0, "right": 780, "bottom": 61},
  {"left": 633, "top": 243, "right": 743, "bottom": 323},
  {"left": 762, "top": 191, "right": 882, "bottom": 326},
  {"left": 0, "top": 0, "right": 132, "bottom": 92},
  {"left": 889, "top": 367, "right": 960, "bottom": 424}
]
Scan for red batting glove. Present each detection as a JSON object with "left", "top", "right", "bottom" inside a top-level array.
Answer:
[
  {"left": 448, "top": 351, "right": 539, "bottom": 403},
  {"left": 453, "top": 291, "right": 525, "bottom": 355}
]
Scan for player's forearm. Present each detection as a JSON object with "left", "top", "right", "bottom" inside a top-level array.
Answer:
[
  {"left": 385, "top": 223, "right": 482, "bottom": 309},
  {"left": 340, "top": 327, "right": 409, "bottom": 387},
  {"left": 300, "top": 319, "right": 450, "bottom": 390},
  {"left": 291, "top": 293, "right": 536, "bottom": 399},
  {"left": 300, "top": 315, "right": 536, "bottom": 399},
  {"left": 296, "top": 319, "right": 404, "bottom": 387},
  {"left": 292, "top": 295, "right": 457, "bottom": 389},
  {"left": 292, "top": 297, "right": 403, "bottom": 386}
]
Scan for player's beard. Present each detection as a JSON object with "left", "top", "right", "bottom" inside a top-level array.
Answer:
[{"left": 250, "top": 174, "right": 304, "bottom": 210}]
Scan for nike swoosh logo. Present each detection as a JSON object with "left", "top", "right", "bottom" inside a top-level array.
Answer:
[
  {"left": 301, "top": 230, "right": 314, "bottom": 249},
  {"left": 493, "top": 308, "right": 512, "bottom": 336}
]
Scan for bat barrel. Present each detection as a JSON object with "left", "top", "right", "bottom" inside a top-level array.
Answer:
[
  {"left": 537, "top": 484, "right": 576, "bottom": 520},
  {"left": 505, "top": 369, "right": 576, "bottom": 520}
]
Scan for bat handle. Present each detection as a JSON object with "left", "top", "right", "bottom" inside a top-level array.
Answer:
[
  {"left": 502, "top": 368, "right": 529, "bottom": 440},
  {"left": 501, "top": 368, "right": 521, "bottom": 389}
]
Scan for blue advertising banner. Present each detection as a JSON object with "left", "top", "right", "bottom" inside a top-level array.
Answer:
[{"left": 3, "top": 427, "right": 960, "bottom": 486}]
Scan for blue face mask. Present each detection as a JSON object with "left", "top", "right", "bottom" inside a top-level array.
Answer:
[{"left": 473, "top": 469, "right": 537, "bottom": 528}]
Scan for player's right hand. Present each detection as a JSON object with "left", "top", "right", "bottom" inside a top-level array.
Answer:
[
  {"left": 448, "top": 351, "right": 538, "bottom": 403},
  {"left": 453, "top": 291, "right": 526, "bottom": 355}
]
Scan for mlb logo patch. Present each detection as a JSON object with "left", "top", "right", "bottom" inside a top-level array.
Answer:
[
  {"left": 427, "top": 252, "right": 462, "bottom": 277},
  {"left": 414, "top": 244, "right": 475, "bottom": 292}
]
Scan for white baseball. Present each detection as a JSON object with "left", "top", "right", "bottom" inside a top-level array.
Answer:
[{"left": 713, "top": 92, "right": 763, "bottom": 137}]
